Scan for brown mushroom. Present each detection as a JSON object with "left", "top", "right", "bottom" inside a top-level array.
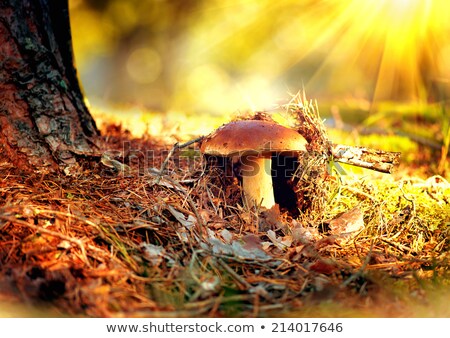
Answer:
[{"left": 200, "top": 120, "right": 307, "bottom": 209}]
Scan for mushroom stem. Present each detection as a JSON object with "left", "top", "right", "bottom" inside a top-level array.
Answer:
[{"left": 241, "top": 156, "right": 275, "bottom": 209}]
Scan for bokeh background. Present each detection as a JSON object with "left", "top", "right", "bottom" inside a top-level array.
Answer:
[
  {"left": 69, "top": 0, "right": 450, "bottom": 115},
  {"left": 68, "top": 0, "right": 450, "bottom": 173}
]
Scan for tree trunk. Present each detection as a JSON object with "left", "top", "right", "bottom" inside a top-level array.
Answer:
[{"left": 0, "top": 0, "right": 99, "bottom": 173}]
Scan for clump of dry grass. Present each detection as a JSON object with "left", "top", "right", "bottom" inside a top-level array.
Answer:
[
  {"left": 284, "top": 91, "right": 332, "bottom": 225},
  {"left": 0, "top": 110, "right": 449, "bottom": 317}
]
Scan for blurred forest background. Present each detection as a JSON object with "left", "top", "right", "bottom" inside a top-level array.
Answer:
[{"left": 68, "top": 0, "right": 450, "bottom": 168}]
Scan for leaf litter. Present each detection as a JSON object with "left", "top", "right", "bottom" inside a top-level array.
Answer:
[{"left": 0, "top": 95, "right": 449, "bottom": 317}]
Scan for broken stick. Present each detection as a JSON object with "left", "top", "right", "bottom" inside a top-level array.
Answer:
[{"left": 330, "top": 144, "right": 401, "bottom": 174}]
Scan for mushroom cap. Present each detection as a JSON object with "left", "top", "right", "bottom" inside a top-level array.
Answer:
[{"left": 200, "top": 120, "right": 307, "bottom": 156}]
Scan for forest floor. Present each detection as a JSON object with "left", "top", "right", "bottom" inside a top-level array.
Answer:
[{"left": 0, "top": 100, "right": 449, "bottom": 317}]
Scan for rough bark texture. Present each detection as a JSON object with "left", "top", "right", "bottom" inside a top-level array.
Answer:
[{"left": 0, "top": 0, "right": 99, "bottom": 173}]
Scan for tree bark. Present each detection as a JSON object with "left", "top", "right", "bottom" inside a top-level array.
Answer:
[{"left": 0, "top": 0, "right": 99, "bottom": 173}]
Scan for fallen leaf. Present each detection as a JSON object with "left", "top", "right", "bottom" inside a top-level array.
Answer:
[
  {"left": 230, "top": 240, "right": 272, "bottom": 261},
  {"left": 101, "top": 153, "right": 131, "bottom": 174},
  {"left": 241, "top": 234, "right": 262, "bottom": 250},
  {"left": 309, "top": 259, "right": 337, "bottom": 274},
  {"left": 266, "top": 230, "right": 292, "bottom": 250},
  {"left": 292, "top": 224, "right": 320, "bottom": 243},
  {"left": 208, "top": 237, "right": 272, "bottom": 261},
  {"left": 258, "top": 204, "right": 283, "bottom": 231},
  {"left": 328, "top": 207, "right": 364, "bottom": 240},
  {"left": 220, "top": 229, "right": 233, "bottom": 244},
  {"left": 167, "top": 205, "right": 196, "bottom": 229},
  {"left": 140, "top": 243, "right": 165, "bottom": 266}
]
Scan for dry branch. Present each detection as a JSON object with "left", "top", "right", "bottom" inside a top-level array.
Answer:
[{"left": 331, "top": 144, "right": 401, "bottom": 174}]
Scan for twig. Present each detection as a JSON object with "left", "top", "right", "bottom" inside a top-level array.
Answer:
[
  {"left": 217, "top": 258, "right": 253, "bottom": 289},
  {"left": 155, "top": 136, "right": 204, "bottom": 184},
  {"left": 380, "top": 238, "right": 416, "bottom": 254},
  {"left": 155, "top": 143, "right": 178, "bottom": 185},
  {"left": 179, "top": 136, "right": 205, "bottom": 149}
]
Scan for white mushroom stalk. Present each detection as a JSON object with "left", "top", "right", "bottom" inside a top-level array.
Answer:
[{"left": 241, "top": 155, "right": 274, "bottom": 209}]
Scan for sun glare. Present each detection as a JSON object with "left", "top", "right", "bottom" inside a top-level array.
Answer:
[
  {"left": 182, "top": 0, "right": 450, "bottom": 112},
  {"left": 362, "top": 0, "right": 434, "bottom": 101},
  {"left": 71, "top": 0, "right": 450, "bottom": 115},
  {"left": 303, "top": 0, "right": 449, "bottom": 103}
]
